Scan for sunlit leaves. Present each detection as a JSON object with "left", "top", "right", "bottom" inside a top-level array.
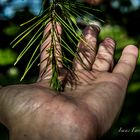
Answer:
[{"left": 0, "top": 49, "right": 17, "bottom": 66}]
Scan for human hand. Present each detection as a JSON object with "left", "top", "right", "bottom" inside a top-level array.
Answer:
[{"left": 0, "top": 24, "right": 138, "bottom": 140}]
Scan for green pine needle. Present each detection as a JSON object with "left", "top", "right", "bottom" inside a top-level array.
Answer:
[{"left": 11, "top": 0, "right": 102, "bottom": 91}]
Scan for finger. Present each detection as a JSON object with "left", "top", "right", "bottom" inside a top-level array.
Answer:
[
  {"left": 38, "top": 22, "right": 63, "bottom": 81},
  {"left": 85, "top": 0, "right": 103, "bottom": 5},
  {"left": 92, "top": 37, "right": 116, "bottom": 71},
  {"left": 75, "top": 25, "right": 100, "bottom": 71},
  {"left": 113, "top": 45, "right": 138, "bottom": 81}
]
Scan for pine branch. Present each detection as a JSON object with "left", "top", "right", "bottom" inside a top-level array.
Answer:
[{"left": 11, "top": 0, "right": 102, "bottom": 91}]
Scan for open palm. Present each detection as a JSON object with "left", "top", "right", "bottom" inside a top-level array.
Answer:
[{"left": 0, "top": 25, "right": 138, "bottom": 140}]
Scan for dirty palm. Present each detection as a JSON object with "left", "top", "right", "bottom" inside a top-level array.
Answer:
[{"left": 11, "top": 0, "right": 101, "bottom": 91}]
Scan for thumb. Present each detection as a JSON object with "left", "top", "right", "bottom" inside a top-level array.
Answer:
[{"left": 113, "top": 45, "right": 138, "bottom": 81}]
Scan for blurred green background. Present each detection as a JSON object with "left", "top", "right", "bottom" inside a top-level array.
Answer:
[{"left": 0, "top": 0, "right": 140, "bottom": 139}]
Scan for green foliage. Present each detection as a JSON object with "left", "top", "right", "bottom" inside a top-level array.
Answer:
[
  {"left": 100, "top": 25, "right": 136, "bottom": 49},
  {"left": 99, "top": 25, "right": 136, "bottom": 59},
  {"left": 3, "top": 25, "right": 20, "bottom": 36},
  {"left": 0, "top": 49, "right": 17, "bottom": 66}
]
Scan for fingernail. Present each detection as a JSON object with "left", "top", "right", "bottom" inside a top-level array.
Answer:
[
  {"left": 123, "top": 45, "right": 139, "bottom": 56},
  {"left": 88, "top": 21, "right": 101, "bottom": 31},
  {"left": 103, "top": 37, "right": 116, "bottom": 47}
]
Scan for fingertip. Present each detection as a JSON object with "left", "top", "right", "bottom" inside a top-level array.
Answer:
[
  {"left": 102, "top": 37, "right": 116, "bottom": 47},
  {"left": 88, "top": 21, "right": 101, "bottom": 32},
  {"left": 84, "top": 24, "right": 100, "bottom": 36},
  {"left": 123, "top": 45, "right": 139, "bottom": 57}
]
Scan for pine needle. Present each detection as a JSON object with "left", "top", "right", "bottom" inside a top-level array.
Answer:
[{"left": 11, "top": 0, "right": 102, "bottom": 91}]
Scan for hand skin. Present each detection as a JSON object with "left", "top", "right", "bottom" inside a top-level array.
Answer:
[
  {"left": 85, "top": 0, "right": 103, "bottom": 5},
  {"left": 0, "top": 23, "right": 138, "bottom": 140}
]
